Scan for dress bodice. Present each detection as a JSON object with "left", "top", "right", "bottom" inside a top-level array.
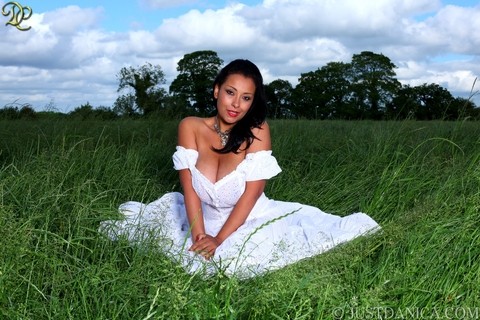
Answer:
[{"left": 172, "top": 146, "right": 282, "bottom": 222}]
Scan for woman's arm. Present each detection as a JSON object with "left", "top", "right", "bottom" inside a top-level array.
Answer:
[
  {"left": 179, "top": 169, "right": 205, "bottom": 242},
  {"left": 215, "top": 179, "right": 265, "bottom": 243},
  {"left": 189, "top": 179, "right": 265, "bottom": 258},
  {"left": 177, "top": 118, "right": 206, "bottom": 243},
  {"left": 190, "top": 122, "right": 271, "bottom": 257}
]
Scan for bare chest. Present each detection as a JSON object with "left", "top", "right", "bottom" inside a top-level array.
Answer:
[{"left": 195, "top": 147, "right": 246, "bottom": 183}]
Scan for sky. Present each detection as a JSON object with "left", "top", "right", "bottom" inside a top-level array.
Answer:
[{"left": 1, "top": 0, "right": 479, "bottom": 112}]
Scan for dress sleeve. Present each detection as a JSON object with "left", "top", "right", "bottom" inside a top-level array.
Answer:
[
  {"left": 172, "top": 146, "right": 198, "bottom": 170},
  {"left": 238, "top": 150, "right": 282, "bottom": 181}
]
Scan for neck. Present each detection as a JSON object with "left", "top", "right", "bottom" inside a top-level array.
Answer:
[{"left": 215, "top": 116, "right": 232, "bottom": 133}]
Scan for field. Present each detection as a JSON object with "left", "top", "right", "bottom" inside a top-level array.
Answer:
[{"left": 1, "top": 119, "right": 479, "bottom": 319}]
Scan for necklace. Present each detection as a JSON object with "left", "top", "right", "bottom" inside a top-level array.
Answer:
[{"left": 213, "top": 117, "right": 231, "bottom": 147}]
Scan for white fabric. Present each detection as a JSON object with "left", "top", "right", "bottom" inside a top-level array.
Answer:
[{"left": 100, "top": 146, "right": 379, "bottom": 278}]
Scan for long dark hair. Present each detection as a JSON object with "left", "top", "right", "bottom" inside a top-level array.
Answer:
[{"left": 213, "top": 59, "right": 267, "bottom": 154}]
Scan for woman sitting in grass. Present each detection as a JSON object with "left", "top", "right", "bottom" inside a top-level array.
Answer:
[{"left": 101, "top": 59, "right": 379, "bottom": 278}]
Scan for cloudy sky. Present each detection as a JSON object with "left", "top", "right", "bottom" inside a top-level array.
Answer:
[{"left": 1, "top": 0, "right": 479, "bottom": 112}]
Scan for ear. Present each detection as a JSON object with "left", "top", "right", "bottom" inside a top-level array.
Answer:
[{"left": 213, "top": 85, "right": 219, "bottom": 99}]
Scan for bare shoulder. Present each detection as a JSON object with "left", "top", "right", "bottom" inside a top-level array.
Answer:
[
  {"left": 252, "top": 121, "right": 270, "bottom": 138},
  {"left": 248, "top": 121, "right": 272, "bottom": 153},
  {"left": 178, "top": 116, "right": 203, "bottom": 128},
  {"left": 178, "top": 116, "right": 204, "bottom": 149}
]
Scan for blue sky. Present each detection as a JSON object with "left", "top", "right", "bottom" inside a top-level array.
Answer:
[
  {"left": 1, "top": 0, "right": 479, "bottom": 111},
  {"left": 29, "top": 0, "right": 480, "bottom": 30},
  {"left": 32, "top": 0, "right": 263, "bottom": 31}
]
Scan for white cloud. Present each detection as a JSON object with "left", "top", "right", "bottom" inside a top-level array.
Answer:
[
  {"left": 42, "top": 5, "right": 103, "bottom": 35},
  {"left": 156, "top": 4, "right": 257, "bottom": 51},
  {"left": 424, "top": 5, "right": 480, "bottom": 54},
  {"left": 252, "top": 0, "right": 441, "bottom": 40}
]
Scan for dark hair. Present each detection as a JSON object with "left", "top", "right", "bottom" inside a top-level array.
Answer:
[{"left": 213, "top": 59, "right": 267, "bottom": 154}]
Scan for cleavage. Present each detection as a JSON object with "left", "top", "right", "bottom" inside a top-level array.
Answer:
[{"left": 196, "top": 152, "right": 245, "bottom": 184}]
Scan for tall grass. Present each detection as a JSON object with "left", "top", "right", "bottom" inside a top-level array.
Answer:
[{"left": 1, "top": 119, "right": 479, "bottom": 319}]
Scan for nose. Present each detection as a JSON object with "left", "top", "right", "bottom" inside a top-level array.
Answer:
[{"left": 232, "top": 96, "right": 240, "bottom": 108}]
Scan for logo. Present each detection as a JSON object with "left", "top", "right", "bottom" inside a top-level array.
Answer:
[{"left": 2, "top": 1, "right": 33, "bottom": 31}]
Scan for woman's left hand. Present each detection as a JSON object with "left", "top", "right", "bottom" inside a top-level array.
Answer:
[{"left": 189, "top": 234, "right": 220, "bottom": 260}]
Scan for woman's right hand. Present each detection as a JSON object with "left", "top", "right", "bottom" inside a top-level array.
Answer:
[{"left": 189, "top": 234, "right": 220, "bottom": 260}]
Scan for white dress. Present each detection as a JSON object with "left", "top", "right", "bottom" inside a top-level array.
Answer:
[{"left": 100, "top": 146, "right": 379, "bottom": 279}]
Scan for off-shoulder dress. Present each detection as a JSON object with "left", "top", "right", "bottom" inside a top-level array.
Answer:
[{"left": 100, "top": 146, "right": 379, "bottom": 278}]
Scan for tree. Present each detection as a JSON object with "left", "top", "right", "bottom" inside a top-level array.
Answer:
[
  {"left": 113, "top": 94, "right": 137, "bottom": 117},
  {"left": 160, "top": 95, "right": 192, "bottom": 120},
  {"left": 292, "top": 70, "right": 325, "bottom": 119},
  {"left": 388, "top": 83, "right": 457, "bottom": 120},
  {"left": 413, "top": 83, "right": 455, "bottom": 120},
  {"left": 93, "top": 106, "right": 118, "bottom": 120},
  {"left": 265, "top": 79, "right": 294, "bottom": 119},
  {"left": 351, "top": 51, "right": 401, "bottom": 119},
  {"left": 69, "top": 102, "right": 94, "bottom": 119},
  {"left": 0, "top": 106, "right": 20, "bottom": 119},
  {"left": 169, "top": 50, "right": 223, "bottom": 115},
  {"left": 1, "top": 101, "right": 37, "bottom": 120},
  {"left": 292, "top": 62, "right": 353, "bottom": 119},
  {"left": 451, "top": 97, "right": 479, "bottom": 119},
  {"left": 19, "top": 104, "right": 37, "bottom": 119},
  {"left": 69, "top": 103, "right": 117, "bottom": 120},
  {"left": 386, "top": 85, "right": 417, "bottom": 119},
  {"left": 117, "top": 62, "right": 167, "bottom": 115},
  {"left": 316, "top": 62, "right": 354, "bottom": 119}
]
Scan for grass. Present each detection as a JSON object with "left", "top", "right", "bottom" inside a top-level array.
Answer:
[{"left": 1, "top": 118, "right": 480, "bottom": 319}]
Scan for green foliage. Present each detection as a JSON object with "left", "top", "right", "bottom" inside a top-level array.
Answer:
[
  {"left": 113, "top": 93, "right": 137, "bottom": 117},
  {"left": 293, "top": 62, "right": 353, "bottom": 119},
  {"left": 350, "top": 51, "right": 401, "bottom": 118},
  {"left": 2, "top": 47, "right": 479, "bottom": 139},
  {"left": 0, "top": 102, "right": 36, "bottom": 120},
  {"left": 116, "top": 62, "right": 167, "bottom": 116},
  {"left": 265, "top": 79, "right": 294, "bottom": 119},
  {"left": 291, "top": 51, "right": 403, "bottom": 119},
  {"left": 169, "top": 50, "right": 223, "bottom": 115},
  {"left": 285, "top": 51, "right": 479, "bottom": 120},
  {"left": 1, "top": 119, "right": 480, "bottom": 318},
  {"left": 5, "top": 50, "right": 478, "bottom": 121},
  {"left": 387, "top": 83, "right": 467, "bottom": 120},
  {"left": 0, "top": 106, "right": 21, "bottom": 119},
  {"left": 69, "top": 103, "right": 118, "bottom": 120}
]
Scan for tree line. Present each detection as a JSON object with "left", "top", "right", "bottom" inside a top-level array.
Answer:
[{"left": 1, "top": 50, "right": 478, "bottom": 120}]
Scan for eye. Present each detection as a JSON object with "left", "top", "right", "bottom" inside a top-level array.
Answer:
[
  {"left": 225, "top": 89, "right": 234, "bottom": 95},
  {"left": 243, "top": 96, "right": 252, "bottom": 101}
]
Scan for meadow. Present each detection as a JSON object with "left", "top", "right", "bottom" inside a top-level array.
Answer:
[{"left": 1, "top": 119, "right": 479, "bottom": 319}]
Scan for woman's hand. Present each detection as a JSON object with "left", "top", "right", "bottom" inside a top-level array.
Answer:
[{"left": 189, "top": 234, "right": 221, "bottom": 260}]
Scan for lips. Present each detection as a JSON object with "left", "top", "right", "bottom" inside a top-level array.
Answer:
[{"left": 227, "top": 110, "right": 239, "bottom": 117}]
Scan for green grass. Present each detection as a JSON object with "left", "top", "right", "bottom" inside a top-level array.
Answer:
[{"left": 1, "top": 119, "right": 480, "bottom": 319}]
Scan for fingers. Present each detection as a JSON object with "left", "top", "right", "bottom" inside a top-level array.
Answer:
[
  {"left": 201, "top": 249, "right": 215, "bottom": 260},
  {"left": 193, "top": 245, "right": 215, "bottom": 260},
  {"left": 190, "top": 239, "right": 215, "bottom": 253},
  {"left": 190, "top": 235, "right": 217, "bottom": 251},
  {"left": 189, "top": 234, "right": 219, "bottom": 260}
]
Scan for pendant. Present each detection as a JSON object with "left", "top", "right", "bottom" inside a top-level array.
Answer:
[
  {"left": 214, "top": 119, "right": 229, "bottom": 147},
  {"left": 220, "top": 134, "right": 228, "bottom": 147}
]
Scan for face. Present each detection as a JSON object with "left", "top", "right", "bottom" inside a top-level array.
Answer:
[{"left": 214, "top": 73, "right": 256, "bottom": 128}]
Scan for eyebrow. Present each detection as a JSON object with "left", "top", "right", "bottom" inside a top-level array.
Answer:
[{"left": 225, "top": 85, "right": 254, "bottom": 95}]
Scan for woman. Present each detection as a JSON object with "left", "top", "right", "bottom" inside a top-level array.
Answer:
[{"left": 101, "top": 59, "right": 379, "bottom": 278}]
